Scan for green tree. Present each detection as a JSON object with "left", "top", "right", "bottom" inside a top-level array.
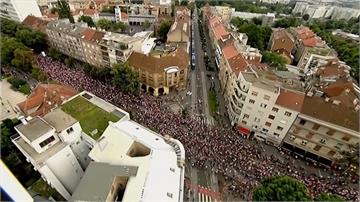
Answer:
[
  {"left": 252, "top": 176, "right": 311, "bottom": 201},
  {"left": 78, "top": 15, "right": 96, "bottom": 27},
  {"left": 47, "top": 47, "right": 65, "bottom": 61},
  {"left": 1, "top": 36, "right": 27, "bottom": 64},
  {"left": 112, "top": 22, "right": 128, "bottom": 32},
  {"left": 252, "top": 17, "right": 262, "bottom": 25},
  {"left": 57, "top": 0, "right": 74, "bottom": 23},
  {"left": 11, "top": 48, "right": 34, "bottom": 72},
  {"left": 157, "top": 21, "right": 171, "bottom": 40},
  {"left": 314, "top": 193, "right": 344, "bottom": 201},
  {"left": 143, "top": 20, "right": 150, "bottom": 30},
  {"left": 1, "top": 118, "right": 20, "bottom": 156},
  {"left": 50, "top": 7, "right": 58, "bottom": 14},
  {"left": 273, "top": 17, "right": 302, "bottom": 28},
  {"left": 0, "top": 18, "right": 19, "bottom": 36},
  {"left": 111, "top": 63, "right": 139, "bottom": 94},
  {"left": 31, "top": 66, "right": 48, "bottom": 81},
  {"left": 262, "top": 51, "right": 287, "bottom": 71},
  {"left": 97, "top": 18, "right": 112, "bottom": 31},
  {"left": 15, "top": 28, "right": 47, "bottom": 52}
]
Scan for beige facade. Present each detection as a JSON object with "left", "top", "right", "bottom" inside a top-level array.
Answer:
[
  {"left": 128, "top": 49, "right": 189, "bottom": 96},
  {"left": 46, "top": 20, "right": 87, "bottom": 62},
  {"left": 283, "top": 113, "right": 359, "bottom": 167}
]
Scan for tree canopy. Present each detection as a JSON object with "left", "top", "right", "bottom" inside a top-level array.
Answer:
[
  {"left": 157, "top": 21, "right": 171, "bottom": 40},
  {"left": 78, "top": 15, "right": 96, "bottom": 27},
  {"left": 1, "top": 118, "right": 20, "bottom": 156},
  {"left": 231, "top": 17, "right": 272, "bottom": 51},
  {"left": 57, "top": 0, "right": 74, "bottom": 23},
  {"left": 111, "top": 63, "right": 139, "bottom": 94},
  {"left": 314, "top": 193, "right": 344, "bottom": 201},
  {"left": 252, "top": 176, "right": 311, "bottom": 201},
  {"left": 273, "top": 16, "right": 302, "bottom": 28},
  {"left": 262, "top": 51, "right": 287, "bottom": 71},
  {"left": 97, "top": 18, "right": 113, "bottom": 31},
  {"left": 1, "top": 36, "right": 34, "bottom": 72}
]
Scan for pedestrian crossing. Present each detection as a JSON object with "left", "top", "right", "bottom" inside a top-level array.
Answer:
[
  {"left": 186, "top": 185, "right": 220, "bottom": 202},
  {"left": 193, "top": 116, "right": 215, "bottom": 126}
]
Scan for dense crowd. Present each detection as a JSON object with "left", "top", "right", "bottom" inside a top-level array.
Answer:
[{"left": 37, "top": 55, "right": 359, "bottom": 201}]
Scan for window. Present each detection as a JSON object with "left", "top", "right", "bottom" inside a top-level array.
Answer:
[
  {"left": 243, "top": 114, "right": 249, "bottom": 119},
  {"left": 277, "top": 126, "right": 283, "bottom": 131},
  {"left": 260, "top": 103, "right": 267, "bottom": 108},
  {"left": 284, "top": 111, "right": 292, "bottom": 117},
  {"left": 262, "top": 128, "right": 269, "bottom": 133},
  {"left": 312, "top": 124, "right": 320, "bottom": 131},
  {"left": 263, "top": 95, "right": 270, "bottom": 100},
  {"left": 272, "top": 107, "right": 279, "bottom": 112},
  {"left": 301, "top": 140, "right": 308, "bottom": 145},
  {"left": 320, "top": 139, "right": 326, "bottom": 144},
  {"left": 251, "top": 91, "right": 258, "bottom": 96},
  {"left": 268, "top": 115, "right": 275, "bottom": 120},
  {"left": 326, "top": 129, "right": 335, "bottom": 136},
  {"left": 66, "top": 127, "right": 74, "bottom": 134},
  {"left": 242, "top": 120, "right": 247, "bottom": 125},
  {"left": 342, "top": 136, "right": 350, "bottom": 142},
  {"left": 254, "top": 117, "right": 260, "bottom": 122},
  {"left": 306, "top": 132, "right": 314, "bottom": 139},
  {"left": 249, "top": 99, "right": 255, "bottom": 104},
  {"left": 299, "top": 119, "right": 306, "bottom": 125},
  {"left": 273, "top": 133, "right": 280, "bottom": 137},
  {"left": 39, "top": 136, "right": 55, "bottom": 148},
  {"left": 265, "top": 122, "right": 272, "bottom": 127}
]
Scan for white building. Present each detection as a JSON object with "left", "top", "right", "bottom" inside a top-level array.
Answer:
[
  {"left": 72, "top": 119, "right": 185, "bottom": 201},
  {"left": 331, "top": 6, "right": 360, "bottom": 20},
  {"left": 0, "top": 0, "right": 42, "bottom": 22},
  {"left": 260, "top": 0, "right": 290, "bottom": 4},
  {"left": 12, "top": 91, "right": 185, "bottom": 201}
]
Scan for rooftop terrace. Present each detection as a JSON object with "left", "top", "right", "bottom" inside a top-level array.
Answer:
[{"left": 61, "top": 95, "right": 124, "bottom": 140}]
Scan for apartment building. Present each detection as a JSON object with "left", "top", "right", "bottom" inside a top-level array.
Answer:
[
  {"left": 291, "top": 26, "right": 334, "bottom": 69},
  {"left": 128, "top": 48, "right": 189, "bottom": 96},
  {"left": 46, "top": 20, "right": 87, "bottom": 62},
  {"left": 331, "top": 6, "right": 360, "bottom": 20},
  {"left": 12, "top": 91, "right": 185, "bottom": 201},
  {"left": 214, "top": 6, "right": 235, "bottom": 23},
  {"left": 269, "top": 28, "right": 295, "bottom": 64},
  {"left": 0, "top": 0, "right": 42, "bottom": 22},
  {"left": 282, "top": 82, "right": 359, "bottom": 167},
  {"left": 12, "top": 111, "right": 90, "bottom": 199},
  {"left": 167, "top": 7, "right": 191, "bottom": 52},
  {"left": 82, "top": 28, "right": 105, "bottom": 67}
]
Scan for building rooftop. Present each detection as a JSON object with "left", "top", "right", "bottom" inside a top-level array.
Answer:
[
  {"left": 71, "top": 162, "right": 138, "bottom": 201},
  {"left": 43, "top": 108, "right": 77, "bottom": 133},
  {"left": 275, "top": 88, "right": 305, "bottom": 112},
  {"left": 82, "top": 28, "right": 105, "bottom": 44},
  {"left": 47, "top": 20, "right": 87, "bottom": 38},
  {"left": 17, "top": 84, "right": 77, "bottom": 117},
  {"left": 13, "top": 137, "right": 66, "bottom": 165},
  {"left": 300, "top": 95, "right": 359, "bottom": 132},
  {"left": 61, "top": 93, "right": 127, "bottom": 139},
  {"left": 87, "top": 119, "right": 185, "bottom": 202},
  {"left": 128, "top": 48, "right": 189, "bottom": 74},
  {"left": 22, "top": 15, "right": 49, "bottom": 32},
  {"left": 15, "top": 117, "right": 54, "bottom": 142}
]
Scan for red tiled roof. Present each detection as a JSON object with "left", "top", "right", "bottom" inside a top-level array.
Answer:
[
  {"left": 222, "top": 44, "right": 238, "bottom": 60},
  {"left": 82, "top": 28, "right": 104, "bottom": 43},
  {"left": 209, "top": 16, "right": 228, "bottom": 40},
  {"left": 22, "top": 15, "right": 49, "bottom": 32},
  {"left": 323, "top": 79, "right": 356, "bottom": 97},
  {"left": 17, "top": 84, "right": 77, "bottom": 117},
  {"left": 275, "top": 89, "right": 305, "bottom": 112}
]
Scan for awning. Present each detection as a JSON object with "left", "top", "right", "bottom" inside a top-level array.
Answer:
[{"left": 236, "top": 126, "right": 250, "bottom": 135}]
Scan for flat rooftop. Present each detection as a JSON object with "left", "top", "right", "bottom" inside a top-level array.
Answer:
[
  {"left": 61, "top": 94, "right": 126, "bottom": 140},
  {"left": 43, "top": 108, "right": 77, "bottom": 132},
  {"left": 88, "top": 120, "right": 184, "bottom": 202},
  {"left": 15, "top": 117, "right": 54, "bottom": 142},
  {"left": 71, "top": 162, "right": 138, "bottom": 201},
  {"left": 13, "top": 136, "right": 66, "bottom": 166}
]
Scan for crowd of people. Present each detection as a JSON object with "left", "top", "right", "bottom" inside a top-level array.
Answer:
[{"left": 37, "top": 55, "right": 359, "bottom": 201}]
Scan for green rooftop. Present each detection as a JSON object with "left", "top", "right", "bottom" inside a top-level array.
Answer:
[{"left": 61, "top": 96, "right": 120, "bottom": 140}]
